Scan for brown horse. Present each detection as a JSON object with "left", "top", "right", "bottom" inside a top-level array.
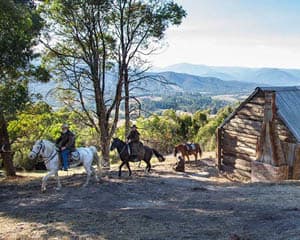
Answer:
[{"left": 174, "top": 143, "right": 202, "bottom": 162}]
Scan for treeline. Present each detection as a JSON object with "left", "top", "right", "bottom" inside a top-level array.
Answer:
[
  {"left": 2, "top": 102, "right": 233, "bottom": 170},
  {"left": 141, "top": 93, "right": 228, "bottom": 115}
]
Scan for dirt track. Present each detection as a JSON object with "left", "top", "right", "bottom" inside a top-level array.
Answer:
[{"left": 1, "top": 156, "right": 300, "bottom": 240}]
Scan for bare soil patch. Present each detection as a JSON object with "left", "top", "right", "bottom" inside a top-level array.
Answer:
[{"left": 1, "top": 154, "right": 300, "bottom": 240}]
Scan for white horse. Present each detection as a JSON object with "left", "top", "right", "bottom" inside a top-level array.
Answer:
[{"left": 28, "top": 139, "right": 101, "bottom": 192}]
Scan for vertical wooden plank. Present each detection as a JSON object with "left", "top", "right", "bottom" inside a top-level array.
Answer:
[
  {"left": 252, "top": 91, "right": 288, "bottom": 182},
  {"left": 216, "top": 127, "right": 222, "bottom": 170},
  {"left": 292, "top": 145, "right": 300, "bottom": 180}
]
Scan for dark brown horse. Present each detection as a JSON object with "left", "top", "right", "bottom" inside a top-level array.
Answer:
[
  {"left": 174, "top": 143, "right": 202, "bottom": 162},
  {"left": 110, "top": 138, "right": 165, "bottom": 177}
]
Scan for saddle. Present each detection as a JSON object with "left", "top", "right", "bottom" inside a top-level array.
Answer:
[
  {"left": 128, "top": 142, "right": 145, "bottom": 161},
  {"left": 185, "top": 143, "right": 196, "bottom": 151},
  {"left": 70, "top": 150, "right": 80, "bottom": 161},
  {"left": 56, "top": 147, "right": 81, "bottom": 166}
]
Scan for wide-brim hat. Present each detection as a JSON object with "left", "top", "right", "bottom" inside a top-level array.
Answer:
[{"left": 61, "top": 123, "right": 69, "bottom": 129}]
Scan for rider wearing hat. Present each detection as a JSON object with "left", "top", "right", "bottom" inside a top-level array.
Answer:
[
  {"left": 126, "top": 125, "right": 141, "bottom": 161},
  {"left": 55, "top": 123, "right": 76, "bottom": 171}
]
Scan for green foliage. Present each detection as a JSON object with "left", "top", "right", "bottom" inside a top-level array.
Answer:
[
  {"left": 5, "top": 100, "right": 234, "bottom": 170},
  {"left": 0, "top": 80, "right": 30, "bottom": 118},
  {"left": 0, "top": 0, "right": 42, "bottom": 76},
  {"left": 0, "top": 0, "right": 45, "bottom": 176},
  {"left": 0, "top": 0, "right": 44, "bottom": 117},
  {"left": 195, "top": 106, "right": 233, "bottom": 151},
  {"left": 8, "top": 102, "right": 98, "bottom": 170},
  {"left": 117, "top": 105, "right": 233, "bottom": 155},
  {"left": 137, "top": 114, "right": 181, "bottom": 153}
]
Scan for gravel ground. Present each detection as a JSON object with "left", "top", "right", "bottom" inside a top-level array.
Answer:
[{"left": 1, "top": 156, "right": 300, "bottom": 240}]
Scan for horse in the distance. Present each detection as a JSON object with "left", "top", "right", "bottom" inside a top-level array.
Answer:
[
  {"left": 29, "top": 139, "right": 101, "bottom": 192},
  {"left": 174, "top": 143, "right": 202, "bottom": 162},
  {"left": 110, "top": 138, "right": 165, "bottom": 177}
]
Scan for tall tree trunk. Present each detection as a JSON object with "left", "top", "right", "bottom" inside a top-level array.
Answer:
[
  {"left": 93, "top": 72, "right": 111, "bottom": 169},
  {"left": 100, "top": 126, "right": 110, "bottom": 169},
  {"left": 0, "top": 111, "right": 16, "bottom": 177},
  {"left": 124, "top": 66, "right": 130, "bottom": 136}
]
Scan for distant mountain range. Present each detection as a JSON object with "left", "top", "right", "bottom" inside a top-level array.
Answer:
[
  {"left": 153, "top": 63, "right": 300, "bottom": 86},
  {"left": 30, "top": 63, "right": 300, "bottom": 107},
  {"left": 151, "top": 71, "right": 258, "bottom": 94}
]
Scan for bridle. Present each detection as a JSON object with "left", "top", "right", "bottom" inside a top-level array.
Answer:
[
  {"left": 112, "top": 139, "right": 128, "bottom": 156},
  {"left": 31, "top": 140, "right": 57, "bottom": 164},
  {"left": 31, "top": 141, "right": 45, "bottom": 156}
]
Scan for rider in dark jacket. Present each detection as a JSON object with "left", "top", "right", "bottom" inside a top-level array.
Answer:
[
  {"left": 126, "top": 125, "right": 141, "bottom": 161},
  {"left": 56, "top": 123, "right": 75, "bottom": 171}
]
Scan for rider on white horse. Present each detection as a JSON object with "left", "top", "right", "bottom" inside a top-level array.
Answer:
[
  {"left": 55, "top": 123, "right": 75, "bottom": 171},
  {"left": 29, "top": 139, "right": 100, "bottom": 191}
]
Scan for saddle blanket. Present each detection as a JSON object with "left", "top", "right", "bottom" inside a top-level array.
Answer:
[{"left": 186, "top": 143, "right": 196, "bottom": 151}]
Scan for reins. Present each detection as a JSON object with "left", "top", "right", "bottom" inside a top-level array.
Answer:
[
  {"left": 113, "top": 140, "right": 128, "bottom": 157},
  {"left": 32, "top": 140, "right": 58, "bottom": 164}
]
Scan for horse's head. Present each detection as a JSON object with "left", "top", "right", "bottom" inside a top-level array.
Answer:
[
  {"left": 28, "top": 140, "right": 45, "bottom": 160},
  {"left": 110, "top": 138, "right": 122, "bottom": 151}
]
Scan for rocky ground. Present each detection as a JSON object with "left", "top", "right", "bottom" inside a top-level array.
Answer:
[{"left": 1, "top": 154, "right": 300, "bottom": 240}]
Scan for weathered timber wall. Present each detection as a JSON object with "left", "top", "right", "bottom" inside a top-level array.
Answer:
[
  {"left": 219, "top": 90, "right": 298, "bottom": 179},
  {"left": 293, "top": 146, "right": 300, "bottom": 179}
]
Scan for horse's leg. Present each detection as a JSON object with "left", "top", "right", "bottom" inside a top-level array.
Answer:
[
  {"left": 41, "top": 170, "right": 56, "bottom": 192},
  {"left": 146, "top": 160, "right": 151, "bottom": 174},
  {"left": 126, "top": 162, "right": 132, "bottom": 176},
  {"left": 91, "top": 166, "right": 99, "bottom": 182},
  {"left": 83, "top": 164, "right": 92, "bottom": 187},
  {"left": 186, "top": 154, "right": 190, "bottom": 163},
  {"left": 119, "top": 161, "right": 126, "bottom": 177},
  {"left": 143, "top": 160, "right": 148, "bottom": 174},
  {"left": 55, "top": 171, "right": 62, "bottom": 190},
  {"left": 143, "top": 161, "right": 148, "bottom": 174}
]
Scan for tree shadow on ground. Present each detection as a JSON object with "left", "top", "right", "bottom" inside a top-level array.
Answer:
[{"left": 1, "top": 167, "right": 300, "bottom": 240}]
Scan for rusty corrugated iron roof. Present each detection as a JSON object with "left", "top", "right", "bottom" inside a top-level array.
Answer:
[
  {"left": 219, "top": 86, "right": 300, "bottom": 142},
  {"left": 261, "top": 86, "right": 300, "bottom": 142}
]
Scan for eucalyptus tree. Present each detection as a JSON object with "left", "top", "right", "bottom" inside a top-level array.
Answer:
[
  {"left": 41, "top": 0, "right": 186, "bottom": 167},
  {"left": 41, "top": 0, "right": 122, "bottom": 168},
  {"left": 0, "top": 0, "right": 44, "bottom": 176},
  {"left": 110, "top": 0, "right": 186, "bottom": 135}
]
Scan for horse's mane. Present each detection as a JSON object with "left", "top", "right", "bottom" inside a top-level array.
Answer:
[
  {"left": 38, "top": 139, "right": 55, "bottom": 147},
  {"left": 114, "top": 138, "right": 125, "bottom": 144}
]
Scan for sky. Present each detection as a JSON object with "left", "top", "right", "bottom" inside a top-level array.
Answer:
[{"left": 149, "top": 0, "right": 300, "bottom": 69}]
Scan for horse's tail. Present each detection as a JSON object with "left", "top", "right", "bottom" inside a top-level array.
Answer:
[
  {"left": 152, "top": 148, "right": 165, "bottom": 162},
  {"left": 90, "top": 146, "right": 101, "bottom": 174}
]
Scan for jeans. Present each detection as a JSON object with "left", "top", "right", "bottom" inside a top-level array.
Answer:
[{"left": 61, "top": 149, "right": 70, "bottom": 170}]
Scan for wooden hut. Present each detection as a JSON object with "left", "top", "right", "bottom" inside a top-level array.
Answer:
[{"left": 216, "top": 87, "right": 300, "bottom": 182}]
